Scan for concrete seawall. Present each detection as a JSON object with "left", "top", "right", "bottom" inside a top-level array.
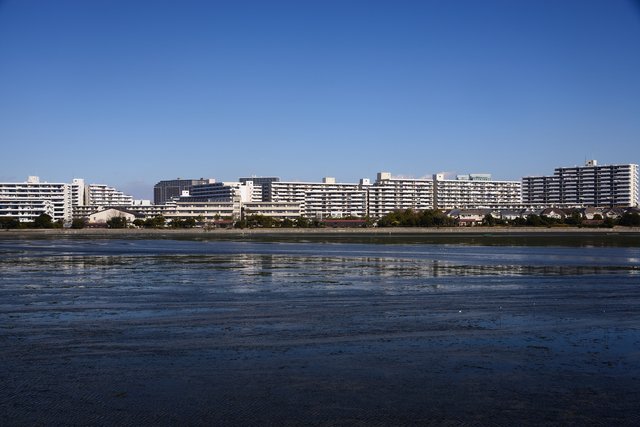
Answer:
[{"left": 1, "top": 226, "right": 639, "bottom": 237}]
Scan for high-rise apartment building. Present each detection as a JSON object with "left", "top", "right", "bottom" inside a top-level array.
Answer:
[
  {"left": 433, "top": 173, "right": 521, "bottom": 209},
  {"left": 239, "top": 176, "right": 280, "bottom": 202},
  {"left": 153, "top": 178, "right": 211, "bottom": 205},
  {"left": 522, "top": 160, "right": 639, "bottom": 207},
  {"left": 368, "top": 173, "right": 434, "bottom": 217},
  {"left": 0, "top": 176, "right": 72, "bottom": 222},
  {"left": 264, "top": 178, "right": 367, "bottom": 219},
  {"left": 190, "top": 181, "right": 254, "bottom": 202},
  {"left": 86, "top": 184, "right": 133, "bottom": 206}
]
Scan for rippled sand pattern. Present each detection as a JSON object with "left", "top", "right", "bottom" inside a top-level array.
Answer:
[{"left": 1, "top": 237, "right": 639, "bottom": 425}]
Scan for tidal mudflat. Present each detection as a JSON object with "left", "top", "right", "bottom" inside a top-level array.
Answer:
[{"left": 1, "top": 236, "right": 639, "bottom": 425}]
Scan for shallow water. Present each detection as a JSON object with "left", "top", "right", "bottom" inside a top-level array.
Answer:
[{"left": 1, "top": 236, "right": 639, "bottom": 425}]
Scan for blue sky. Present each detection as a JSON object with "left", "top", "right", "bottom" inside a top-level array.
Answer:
[{"left": 1, "top": 0, "right": 639, "bottom": 200}]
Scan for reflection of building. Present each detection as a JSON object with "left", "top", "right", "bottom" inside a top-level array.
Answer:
[
  {"left": 0, "top": 176, "right": 72, "bottom": 222},
  {"left": 153, "top": 178, "right": 211, "bottom": 205},
  {"left": 522, "top": 160, "right": 639, "bottom": 207}
]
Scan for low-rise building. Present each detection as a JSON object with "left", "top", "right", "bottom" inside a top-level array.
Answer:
[
  {"left": 243, "top": 202, "right": 301, "bottom": 220},
  {"left": 88, "top": 208, "right": 144, "bottom": 224}
]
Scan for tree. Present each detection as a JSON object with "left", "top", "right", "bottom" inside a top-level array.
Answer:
[
  {"left": 526, "top": 215, "right": 542, "bottom": 227},
  {"left": 593, "top": 214, "right": 603, "bottom": 221},
  {"left": 71, "top": 218, "right": 86, "bottom": 229},
  {"left": 246, "top": 214, "right": 277, "bottom": 228},
  {"left": 107, "top": 214, "right": 127, "bottom": 228},
  {"left": 34, "top": 214, "right": 55, "bottom": 228},
  {"left": 144, "top": 215, "right": 166, "bottom": 228},
  {"left": 565, "top": 211, "right": 583, "bottom": 226},
  {"left": 0, "top": 217, "right": 20, "bottom": 229},
  {"left": 619, "top": 213, "right": 640, "bottom": 227},
  {"left": 281, "top": 218, "right": 294, "bottom": 228},
  {"left": 184, "top": 217, "right": 197, "bottom": 228},
  {"left": 169, "top": 217, "right": 184, "bottom": 228},
  {"left": 295, "top": 216, "right": 309, "bottom": 228},
  {"left": 133, "top": 219, "right": 145, "bottom": 227},
  {"left": 234, "top": 220, "right": 246, "bottom": 229},
  {"left": 482, "top": 214, "right": 496, "bottom": 227}
]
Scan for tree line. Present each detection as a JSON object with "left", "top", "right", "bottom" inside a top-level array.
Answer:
[{"left": 2, "top": 211, "right": 639, "bottom": 229}]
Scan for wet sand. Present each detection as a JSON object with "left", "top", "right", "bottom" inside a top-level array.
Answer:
[{"left": 1, "top": 238, "right": 639, "bottom": 425}]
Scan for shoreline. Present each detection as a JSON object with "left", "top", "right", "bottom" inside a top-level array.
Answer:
[{"left": 1, "top": 226, "right": 639, "bottom": 237}]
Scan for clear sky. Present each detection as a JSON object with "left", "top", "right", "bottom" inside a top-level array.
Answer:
[{"left": 1, "top": 0, "right": 639, "bottom": 200}]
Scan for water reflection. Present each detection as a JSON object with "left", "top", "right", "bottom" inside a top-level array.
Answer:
[{"left": 1, "top": 251, "right": 638, "bottom": 295}]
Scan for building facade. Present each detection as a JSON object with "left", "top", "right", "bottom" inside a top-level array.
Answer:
[
  {"left": 153, "top": 178, "right": 211, "bottom": 205},
  {"left": 0, "top": 176, "right": 72, "bottom": 222},
  {"left": 86, "top": 184, "right": 133, "bottom": 206},
  {"left": 433, "top": 173, "right": 521, "bottom": 209},
  {"left": 239, "top": 176, "right": 280, "bottom": 202},
  {"left": 264, "top": 177, "right": 366, "bottom": 218},
  {"left": 368, "top": 173, "right": 434, "bottom": 217},
  {"left": 189, "top": 181, "right": 254, "bottom": 202},
  {"left": 522, "top": 160, "right": 639, "bottom": 207}
]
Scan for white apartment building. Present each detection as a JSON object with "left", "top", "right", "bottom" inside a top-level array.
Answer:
[
  {"left": 368, "top": 173, "right": 434, "bottom": 217},
  {"left": 166, "top": 197, "right": 242, "bottom": 221},
  {"left": 239, "top": 176, "right": 280, "bottom": 202},
  {"left": 86, "top": 184, "right": 133, "bottom": 206},
  {"left": 190, "top": 181, "right": 254, "bottom": 202},
  {"left": 0, "top": 176, "right": 72, "bottom": 222},
  {"left": 71, "top": 179, "right": 87, "bottom": 206},
  {"left": 264, "top": 177, "right": 366, "bottom": 218},
  {"left": 522, "top": 160, "right": 639, "bottom": 207},
  {"left": 0, "top": 198, "right": 55, "bottom": 223},
  {"left": 433, "top": 173, "right": 521, "bottom": 209},
  {"left": 243, "top": 202, "right": 301, "bottom": 220},
  {"left": 73, "top": 203, "right": 175, "bottom": 220}
]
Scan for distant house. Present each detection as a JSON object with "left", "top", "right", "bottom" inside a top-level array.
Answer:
[
  {"left": 498, "top": 210, "right": 520, "bottom": 220},
  {"left": 540, "top": 208, "right": 566, "bottom": 220},
  {"left": 452, "top": 210, "right": 490, "bottom": 226},
  {"left": 582, "top": 207, "right": 603, "bottom": 219},
  {"left": 88, "top": 208, "right": 144, "bottom": 224},
  {"left": 325, "top": 219, "right": 366, "bottom": 228},
  {"left": 521, "top": 209, "right": 544, "bottom": 217},
  {"left": 602, "top": 208, "right": 625, "bottom": 219}
]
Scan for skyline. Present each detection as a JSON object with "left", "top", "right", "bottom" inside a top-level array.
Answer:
[{"left": 1, "top": 1, "right": 639, "bottom": 200}]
